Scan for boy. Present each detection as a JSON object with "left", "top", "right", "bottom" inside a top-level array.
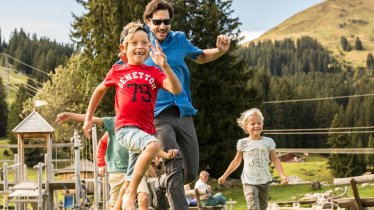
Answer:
[{"left": 83, "top": 22, "right": 182, "bottom": 210}]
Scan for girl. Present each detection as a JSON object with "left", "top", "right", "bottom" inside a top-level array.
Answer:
[{"left": 218, "top": 108, "right": 288, "bottom": 210}]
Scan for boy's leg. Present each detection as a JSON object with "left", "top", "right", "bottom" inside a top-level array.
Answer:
[
  {"left": 116, "top": 127, "right": 160, "bottom": 210},
  {"left": 113, "top": 180, "right": 129, "bottom": 210},
  {"left": 122, "top": 141, "right": 160, "bottom": 209},
  {"left": 137, "top": 177, "right": 150, "bottom": 210},
  {"left": 108, "top": 173, "right": 126, "bottom": 208}
]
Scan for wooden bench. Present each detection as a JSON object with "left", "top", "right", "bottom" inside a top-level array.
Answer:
[
  {"left": 334, "top": 176, "right": 374, "bottom": 210},
  {"left": 184, "top": 188, "right": 237, "bottom": 210}
]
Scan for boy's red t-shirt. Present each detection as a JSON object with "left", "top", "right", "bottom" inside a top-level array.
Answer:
[{"left": 104, "top": 63, "right": 166, "bottom": 134}]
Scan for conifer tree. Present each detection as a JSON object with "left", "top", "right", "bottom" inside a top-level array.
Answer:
[
  {"left": 180, "top": 0, "right": 257, "bottom": 175},
  {"left": 0, "top": 77, "right": 8, "bottom": 136},
  {"left": 366, "top": 135, "right": 374, "bottom": 171},
  {"left": 367, "top": 53, "right": 374, "bottom": 69},
  {"left": 340, "top": 36, "right": 351, "bottom": 52},
  {"left": 354, "top": 37, "right": 363, "bottom": 50},
  {"left": 327, "top": 114, "right": 351, "bottom": 177}
]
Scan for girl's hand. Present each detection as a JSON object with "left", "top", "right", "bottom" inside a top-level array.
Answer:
[
  {"left": 280, "top": 176, "right": 288, "bottom": 185},
  {"left": 149, "top": 41, "right": 168, "bottom": 68},
  {"left": 218, "top": 176, "right": 226, "bottom": 185}
]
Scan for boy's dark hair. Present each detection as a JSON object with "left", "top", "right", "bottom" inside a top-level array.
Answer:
[{"left": 143, "top": 0, "right": 174, "bottom": 23}]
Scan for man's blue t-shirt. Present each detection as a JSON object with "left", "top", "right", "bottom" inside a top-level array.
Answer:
[{"left": 145, "top": 29, "right": 203, "bottom": 117}]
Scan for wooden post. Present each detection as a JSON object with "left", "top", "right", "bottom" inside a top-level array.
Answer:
[
  {"left": 350, "top": 178, "right": 363, "bottom": 210},
  {"left": 92, "top": 126, "right": 99, "bottom": 210},
  {"left": 17, "top": 134, "right": 24, "bottom": 180},
  {"left": 74, "top": 129, "right": 81, "bottom": 209}
]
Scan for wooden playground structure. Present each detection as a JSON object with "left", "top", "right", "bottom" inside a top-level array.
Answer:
[{"left": 0, "top": 111, "right": 108, "bottom": 209}]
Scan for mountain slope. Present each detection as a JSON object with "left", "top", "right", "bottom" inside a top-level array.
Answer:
[{"left": 249, "top": 0, "right": 374, "bottom": 68}]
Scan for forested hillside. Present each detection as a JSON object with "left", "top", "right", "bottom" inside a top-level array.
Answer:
[{"left": 252, "top": 0, "right": 374, "bottom": 68}]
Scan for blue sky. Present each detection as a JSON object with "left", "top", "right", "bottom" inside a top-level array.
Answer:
[{"left": 0, "top": 0, "right": 323, "bottom": 44}]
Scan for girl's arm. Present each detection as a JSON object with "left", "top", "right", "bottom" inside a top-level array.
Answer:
[
  {"left": 96, "top": 132, "right": 108, "bottom": 176},
  {"left": 218, "top": 150, "right": 243, "bottom": 184},
  {"left": 270, "top": 149, "right": 288, "bottom": 185},
  {"left": 83, "top": 82, "right": 109, "bottom": 138},
  {"left": 149, "top": 42, "right": 182, "bottom": 94}
]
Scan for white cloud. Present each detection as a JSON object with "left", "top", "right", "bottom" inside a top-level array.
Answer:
[{"left": 239, "top": 31, "right": 265, "bottom": 44}]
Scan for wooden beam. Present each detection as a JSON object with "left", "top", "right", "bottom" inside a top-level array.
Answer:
[
  {"left": 334, "top": 174, "right": 374, "bottom": 185},
  {"left": 350, "top": 179, "right": 364, "bottom": 210}
]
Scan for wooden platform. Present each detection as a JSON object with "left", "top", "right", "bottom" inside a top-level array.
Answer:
[{"left": 8, "top": 182, "right": 40, "bottom": 198}]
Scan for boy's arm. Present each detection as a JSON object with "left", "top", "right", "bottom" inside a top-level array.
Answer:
[
  {"left": 218, "top": 150, "right": 242, "bottom": 184},
  {"left": 147, "top": 164, "right": 157, "bottom": 177},
  {"left": 195, "top": 34, "right": 231, "bottom": 64},
  {"left": 270, "top": 150, "right": 288, "bottom": 185},
  {"left": 96, "top": 132, "right": 108, "bottom": 176},
  {"left": 150, "top": 42, "right": 182, "bottom": 94},
  {"left": 83, "top": 82, "right": 109, "bottom": 139},
  {"left": 55, "top": 112, "right": 104, "bottom": 127}
]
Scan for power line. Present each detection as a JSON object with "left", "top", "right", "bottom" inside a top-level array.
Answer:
[
  {"left": 277, "top": 148, "right": 374, "bottom": 154},
  {"left": 6, "top": 84, "right": 34, "bottom": 98},
  {"left": 263, "top": 93, "right": 374, "bottom": 104},
  {"left": 0, "top": 66, "right": 44, "bottom": 86},
  {"left": 1, "top": 72, "right": 38, "bottom": 94},
  {"left": 0, "top": 53, "right": 50, "bottom": 77},
  {"left": 265, "top": 130, "right": 374, "bottom": 135},
  {"left": 263, "top": 126, "right": 374, "bottom": 132}
]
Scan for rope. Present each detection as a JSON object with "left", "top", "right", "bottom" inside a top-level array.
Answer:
[{"left": 263, "top": 93, "right": 374, "bottom": 104}]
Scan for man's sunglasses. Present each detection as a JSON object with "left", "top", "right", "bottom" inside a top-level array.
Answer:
[{"left": 150, "top": 18, "right": 172, "bottom": 26}]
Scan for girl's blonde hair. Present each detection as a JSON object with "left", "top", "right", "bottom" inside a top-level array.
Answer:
[{"left": 237, "top": 108, "right": 264, "bottom": 134}]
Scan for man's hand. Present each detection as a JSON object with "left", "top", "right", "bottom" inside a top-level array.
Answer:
[
  {"left": 216, "top": 34, "right": 231, "bottom": 53},
  {"left": 55, "top": 112, "right": 72, "bottom": 124}
]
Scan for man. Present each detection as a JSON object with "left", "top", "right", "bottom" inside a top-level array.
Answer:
[
  {"left": 195, "top": 171, "right": 226, "bottom": 208},
  {"left": 140, "top": 1, "right": 231, "bottom": 210}
]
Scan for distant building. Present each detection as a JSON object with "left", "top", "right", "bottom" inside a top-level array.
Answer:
[{"left": 278, "top": 153, "right": 304, "bottom": 162}]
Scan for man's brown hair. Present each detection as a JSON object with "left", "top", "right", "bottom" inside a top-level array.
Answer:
[{"left": 143, "top": 0, "right": 174, "bottom": 23}]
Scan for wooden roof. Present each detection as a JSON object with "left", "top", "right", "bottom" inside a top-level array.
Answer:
[{"left": 12, "top": 111, "right": 54, "bottom": 134}]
